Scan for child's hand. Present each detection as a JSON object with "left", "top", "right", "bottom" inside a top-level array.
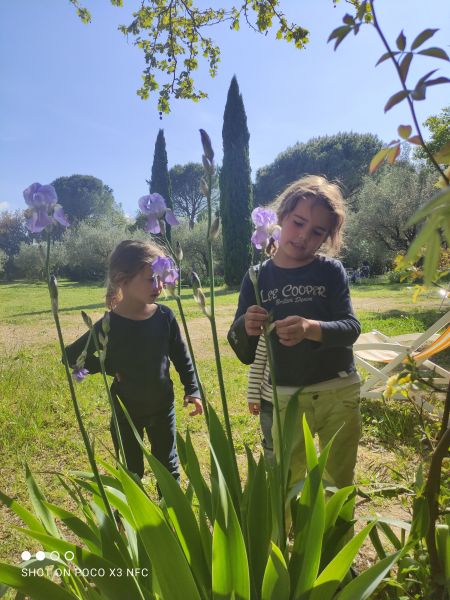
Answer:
[
  {"left": 275, "top": 316, "right": 322, "bottom": 346},
  {"left": 248, "top": 402, "right": 260, "bottom": 415},
  {"left": 184, "top": 396, "right": 203, "bottom": 416},
  {"left": 244, "top": 305, "right": 268, "bottom": 336}
]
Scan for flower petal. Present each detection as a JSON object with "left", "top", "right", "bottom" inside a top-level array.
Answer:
[
  {"left": 26, "top": 208, "right": 53, "bottom": 233},
  {"left": 138, "top": 195, "right": 151, "bottom": 214},
  {"left": 145, "top": 215, "right": 160, "bottom": 234},
  {"left": 251, "top": 228, "right": 268, "bottom": 250},
  {"left": 165, "top": 209, "right": 179, "bottom": 227},
  {"left": 53, "top": 205, "right": 70, "bottom": 228}
]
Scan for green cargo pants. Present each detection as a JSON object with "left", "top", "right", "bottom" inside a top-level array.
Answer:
[{"left": 272, "top": 382, "right": 361, "bottom": 491}]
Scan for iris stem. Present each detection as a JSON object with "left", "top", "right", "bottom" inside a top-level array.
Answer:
[{"left": 45, "top": 234, "right": 117, "bottom": 527}]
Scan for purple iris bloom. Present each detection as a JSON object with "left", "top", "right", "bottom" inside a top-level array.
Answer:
[
  {"left": 23, "top": 182, "right": 69, "bottom": 233},
  {"left": 138, "top": 193, "right": 179, "bottom": 234},
  {"left": 251, "top": 207, "right": 281, "bottom": 250},
  {"left": 152, "top": 256, "right": 179, "bottom": 286},
  {"left": 72, "top": 367, "right": 89, "bottom": 383}
]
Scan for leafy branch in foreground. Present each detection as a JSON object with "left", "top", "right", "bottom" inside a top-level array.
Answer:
[{"left": 70, "top": 0, "right": 308, "bottom": 113}]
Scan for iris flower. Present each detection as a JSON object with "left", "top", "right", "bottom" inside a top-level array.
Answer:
[
  {"left": 138, "top": 193, "right": 179, "bottom": 234},
  {"left": 152, "top": 256, "right": 179, "bottom": 287},
  {"left": 251, "top": 207, "right": 281, "bottom": 250},
  {"left": 23, "top": 183, "right": 69, "bottom": 233},
  {"left": 72, "top": 367, "right": 89, "bottom": 383}
]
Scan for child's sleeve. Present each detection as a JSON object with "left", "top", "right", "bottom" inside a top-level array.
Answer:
[
  {"left": 64, "top": 322, "right": 102, "bottom": 374},
  {"left": 319, "top": 262, "right": 361, "bottom": 347},
  {"left": 227, "top": 271, "right": 259, "bottom": 364},
  {"left": 168, "top": 313, "right": 199, "bottom": 398},
  {"left": 247, "top": 336, "right": 267, "bottom": 405}
]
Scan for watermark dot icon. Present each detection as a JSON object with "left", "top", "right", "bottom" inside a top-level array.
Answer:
[
  {"left": 64, "top": 551, "right": 74, "bottom": 561},
  {"left": 36, "top": 551, "right": 45, "bottom": 561},
  {"left": 21, "top": 551, "right": 31, "bottom": 561},
  {"left": 50, "top": 551, "right": 60, "bottom": 561}
]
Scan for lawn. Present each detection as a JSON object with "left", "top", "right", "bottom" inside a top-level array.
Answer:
[{"left": 0, "top": 278, "right": 448, "bottom": 582}]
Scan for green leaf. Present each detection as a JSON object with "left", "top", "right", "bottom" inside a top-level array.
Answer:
[
  {"left": 143, "top": 452, "right": 211, "bottom": 597},
  {"left": 327, "top": 26, "right": 352, "bottom": 50},
  {"left": 119, "top": 466, "right": 202, "bottom": 600},
  {"left": 25, "top": 464, "right": 60, "bottom": 538},
  {"left": 423, "top": 226, "right": 442, "bottom": 285},
  {"left": 406, "top": 187, "right": 450, "bottom": 226},
  {"left": 324, "top": 486, "right": 355, "bottom": 532},
  {"left": 261, "top": 543, "right": 290, "bottom": 600},
  {"left": 208, "top": 404, "right": 241, "bottom": 519},
  {"left": 0, "top": 490, "right": 46, "bottom": 534},
  {"left": 377, "top": 522, "right": 402, "bottom": 551},
  {"left": 183, "top": 430, "right": 213, "bottom": 521},
  {"left": 246, "top": 457, "right": 271, "bottom": 597},
  {"left": 290, "top": 416, "right": 326, "bottom": 598},
  {"left": 309, "top": 521, "right": 377, "bottom": 600},
  {"left": 397, "top": 125, "right": 412, "bottom": 139},
  {"left": 411, "top": 28, "right": 438, "bottom": 50},
  {"left": 369, "top": 526, "right": 387, "bottom": 559},
  {"left": 396, "top": 31, "right": 406, "bottom": 51},
  {"left": 369, "top": 147, "right": 390, "bottom": 173},
  {"left": 434, "top": 140, "right": 450, "bottom": 163},
  {"left": 16, "top": 529, "right": 143, "bottom": 600},
  {"left": 334, "top": 550, "right": 402, "bottom": 600},
  {"left": 425, "top": 76, "right": 450, "bottom": 87},
  {"left": 43, "top": 502, "right": 101, "bottom": 553},
  {"left": 418, "top": 47, "right": 450, "bottom": 60},
  {"left": 282, "top": 390, "right": 301, "bottom": 487},
  {"left": 375, "top": 51, "right": 399, "bottom": 66},
  {"left": 399, "top": 53, "right": 413, "bottom": 81},
  {"left": 211, "top": 447, "right": 250, "bottom": 600},
  {"left": 0, "top": 563, "right": 78, "bottom": 600},
  {"left": 384, "top": 90, "right": 409, "bottom": 112}
]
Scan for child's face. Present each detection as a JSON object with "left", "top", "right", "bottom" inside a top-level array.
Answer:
[
  {"left": 276, "top": 197, "right": 332, "bottom": 267},
  {"left": 121, "top": 264, "right": 163, "bottom": 306}
]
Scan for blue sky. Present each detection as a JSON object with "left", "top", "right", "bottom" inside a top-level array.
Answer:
[{"left": 1, "top": 0, "right": 449, "bottom": 217}]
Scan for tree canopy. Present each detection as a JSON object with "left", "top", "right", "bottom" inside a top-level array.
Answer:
[
  {"left": 169, "top": 162, "right": 207, "bottom": 228},
  {"left": 254, "top": 132, "right": 383, "bottom": 207},
  {"left": 0, "top": 210, "right": 29, "bottom": 279},
  {"left": 220, "top": 76, "right": 253, "bottom": 286},
  {"left": 52, "top": 175, "right": 121, "bottom": 223},
  {"left": 414, "top": 106, "right": 450, "bottom": 167},
  {"left": 342, "top": 162, "right": 437, "bottom": 272}
]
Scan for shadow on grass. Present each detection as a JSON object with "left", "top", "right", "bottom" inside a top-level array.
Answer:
[{"left": 7, "top": 303, "right": 105, "bottom": 318}]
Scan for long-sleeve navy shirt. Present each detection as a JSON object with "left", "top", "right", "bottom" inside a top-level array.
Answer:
[
  {"left": 65, "top": 305, "right": 199, "bottom": 417},
  {"left": 227, "top": 256, "right": 361, "bottom": 387}
]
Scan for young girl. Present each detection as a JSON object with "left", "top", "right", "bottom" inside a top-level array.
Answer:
[
  {"left": 65, "top": 240, "right": 202, "bottom": 482},
  {"left": 229, "top": 175, "right": 361, "bottom": 491}
]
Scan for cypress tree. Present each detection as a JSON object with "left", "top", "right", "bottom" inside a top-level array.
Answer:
[
  {"left": 220, "top": 76, "right": 253, "bottom": 286},
  {"left": 150, "top": 129, "right": 173, "bottom": 241}
]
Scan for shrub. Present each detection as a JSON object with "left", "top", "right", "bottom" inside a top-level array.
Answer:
[
  {"left": 62, "top": 217, "right": 147, "bottom": 281},
  {"left": 13, "top": 242, "right": 67, "bottom": 280}
]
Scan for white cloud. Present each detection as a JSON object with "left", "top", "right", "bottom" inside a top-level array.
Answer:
[{"left": 0, "top": 201, "right": 9, "bottom": 211}]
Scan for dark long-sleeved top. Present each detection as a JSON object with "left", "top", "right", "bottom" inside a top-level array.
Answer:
[
  {"left": 65, "top": 305, "right": 199, "bottom": 417},
  {"left": 227, "top": 256, "right": 361, "bottom": 387}
]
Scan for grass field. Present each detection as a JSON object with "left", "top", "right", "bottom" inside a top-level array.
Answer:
[{"left": 0, "top": 277, "right": 448, "bottom": 580}]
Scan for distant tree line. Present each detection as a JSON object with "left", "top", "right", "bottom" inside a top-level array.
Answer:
[{"left": 1, "top": 97, "right": 448, "bottom": 282}]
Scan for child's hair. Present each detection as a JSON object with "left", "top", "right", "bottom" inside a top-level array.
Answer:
[
  {"left": 106, "top": 240, "right": 163, "bottom": 309},
  {"left": 270, "top": 175, "right": 345, "bottom": 254}
]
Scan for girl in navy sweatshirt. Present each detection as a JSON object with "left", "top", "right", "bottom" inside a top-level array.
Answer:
[{"left": 229, "top": 175, "right": 361, "bottom": 491}]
